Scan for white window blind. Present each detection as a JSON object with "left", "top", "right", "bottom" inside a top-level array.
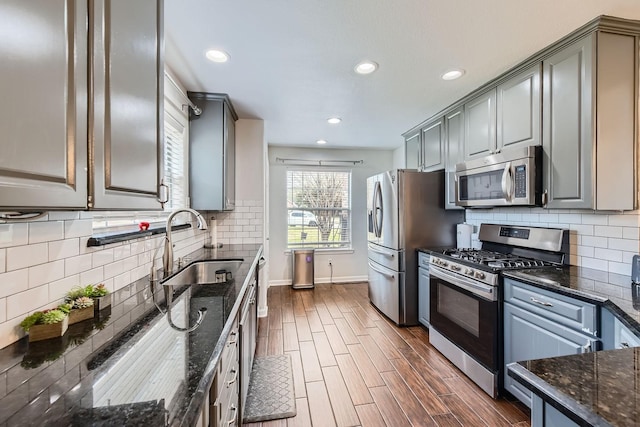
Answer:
[
  {"left": 286, "top": 169, "right": 351, "bottom": 249},
  {"left": 163, "top": 113, "right": 187, "bottom": 211}
]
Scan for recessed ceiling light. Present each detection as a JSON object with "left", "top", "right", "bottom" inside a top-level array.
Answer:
[
  {"left": 316, "top": 139, "right": 327, "bottom": 145},
  {"left": 205, "top": 49, "right": 229, "bottom": 63},
  {"left": 354, "top": 61, "right": 378, "bottom": 75},
  {"left": 327, "top": 117, "right": 342, "bottom": 124},
  {"left": 441, "top": 69, "right": 465, "bottom": 80}
]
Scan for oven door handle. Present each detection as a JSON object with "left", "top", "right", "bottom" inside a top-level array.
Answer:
[
  {"left": 430, "top": 265, "right": 496, "bottom": 301},
  {"left": 368, "top": 262, "right": 395, "bottom": 279}
]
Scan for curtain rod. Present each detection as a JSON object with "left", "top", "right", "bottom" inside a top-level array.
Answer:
[
  {"left": 164, "top": 71, "right": 202, "bottom": 116},
  {"left": 275, "top": 157, "right": 364, "bottom": 166}
]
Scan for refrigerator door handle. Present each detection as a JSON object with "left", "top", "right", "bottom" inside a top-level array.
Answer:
[
  {"left": 368, "top": 243, "right": 395, "bottom": 258},
  {"left": 374, "top": 181, "right": 383, "bottom": 238},
  {"left": 368, "top": 262, "right": 395, "bottom": 279}
]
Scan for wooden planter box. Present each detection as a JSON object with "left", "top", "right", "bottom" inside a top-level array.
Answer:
[
  {"left": 93, "top": 294, "right": 112, "bottom": 314},
  {"left": 28, "top": 316, "right": 69, "bottom": 342},
  {"left": 68, "top": 306, "right": 94, "bottom": 325}
]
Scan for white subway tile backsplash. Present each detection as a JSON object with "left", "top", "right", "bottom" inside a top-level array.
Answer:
[
  {"left": 623, "top": 227, "right": 640, "bottom": 240},
  {"left": 581, "top": 214, "right": 608, "bottom": 225},
  {"left": 0, "top": 224, "right": 28, "bottom": 249},
  {"left": 576, "top": 245, "right": 594, "bottom": 257},
  {"left": 0, "top": 249, "right": 5, "bottom": 273},
  {"left": 0, "top": 298, "right": 6, "bottom": 323},
  {"left": 608, "top": 214, "right": 640, "bottom": 227},
  {"left": 92, "top": 249, "right": 114, "bottom": 268},
  {"left": 49, "top": 238, "right": 79, "bottom": 261},
  {"left": 65, "top": 254, "right": 93, "bottom": 276},
  {"left": 579, "top": 257, "right": 608, "bottom": 271},
  {"left": 0, "top": 269, "right": 28, "bottom": 298},
  {"left": 113, "top": 271, "right": 131, "bottom": 291},
  {"left": 594, "top": 248, "right": 623, "bottom": 262},
  {"left": 64, "top": 219, "right": 93, "bottom": 239},
  {"left": 104, "top": 260, "right": 125, "bottom": 279},
  {"left": 80, "top": 267, "right": 104, "bottom": 286},
  {"left": 608, "top": 261, "right": 631, "bottom": 276},
  {"left": 47, "top": 211, "right": 80, "bottom": 221},
  {"left": 594, "top": 226, "right": 623, "bottom": 238},
  {"left": 7, "top": 285, "right": 49, "bottom": 320},
  {"left": 28, "top": 260, "right": 64, "bottom": 289},
  {"left": 557, "top": 213, "right": 583, "bottom": 224},
  {"left": 7, "top": 243, "right": 48, "bottom": 271},
  {"left": 49, "top": 275, "right": 80, "bottom": 301},
  {"left": 581, "top": 235, "right": 608, "bottom": 248},
  {"left": 28, "top": 221, "right": 64, "bottom": 244},
  {"left": 608, "top": 238, "right": 639, "bottom": 252},
  {"left": 569, "top": 224, "right": 594, "bottom": 235}
]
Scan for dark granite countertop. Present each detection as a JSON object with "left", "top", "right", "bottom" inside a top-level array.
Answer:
[
  {"left": 509, "top": 348, "right": 640, "bottom": 426},
  {"left": 0, "top": 244, "right": 263, "bottom": 427}
]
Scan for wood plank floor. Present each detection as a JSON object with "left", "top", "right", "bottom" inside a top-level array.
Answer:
[{"left": 244, "top": 283, "right": 530, "bottom": 427}]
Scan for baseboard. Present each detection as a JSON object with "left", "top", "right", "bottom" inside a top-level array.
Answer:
[{"left": 268, "top": 275, "right": 368, "bottom": 287}]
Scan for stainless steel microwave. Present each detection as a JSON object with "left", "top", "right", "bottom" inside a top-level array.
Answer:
[{"left": 455, "top": 146, "right": 542, "bottom": 208}]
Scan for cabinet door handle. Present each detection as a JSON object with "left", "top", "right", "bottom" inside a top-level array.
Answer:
[
  {"left": 227, "top": 369, "right": 238, "bottom": 387},
  {"left": 582, "top": 340, "right": 593, "bottom": 353},
  {"left": 227, "top": 331, "right": 238, "bottom": 346},
  {"left": 530, "top": 297, "right": 553, "bottom": 307},
  {"left": 158, "top": 181, "right": 169, "bottom": 206},
  {"left": 542, "top": 189, "right": 548, "bottom": 207},
  {"left": 227, "top": 405, "right": 237, "bottom": 425}
]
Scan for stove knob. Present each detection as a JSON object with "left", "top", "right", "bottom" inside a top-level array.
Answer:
[
  {"left": 441, "top": 261, "right": 448, "bottom": 267},
  {"left": 465, "top": 268, "right": 473, "bottom": 275},
  {"left": 475, "top": 271, "right": 486, "bottom": 280},
  {"left": 451, "top": 265, "right": 460, "bottom": 271}
]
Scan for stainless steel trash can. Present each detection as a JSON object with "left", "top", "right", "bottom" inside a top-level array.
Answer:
[{"left": 292, "top": 249, "right": 314, "bottom": 289}]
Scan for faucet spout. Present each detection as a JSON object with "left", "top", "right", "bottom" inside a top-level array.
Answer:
[{"left": 163, "top": 208, "right": 208, "bottom": 276}]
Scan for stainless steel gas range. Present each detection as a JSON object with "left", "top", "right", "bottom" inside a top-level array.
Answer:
[{"left": 427, "top": 224, "right": 569, "bottom": 398}]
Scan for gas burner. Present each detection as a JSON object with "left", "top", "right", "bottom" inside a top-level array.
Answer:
[{"left": 438, "top": 249, "right": 552, "bottom": 270}]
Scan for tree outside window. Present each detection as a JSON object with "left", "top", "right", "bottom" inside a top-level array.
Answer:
[{"left": 286, "top": 170, "right": 351, "bottom": 249}]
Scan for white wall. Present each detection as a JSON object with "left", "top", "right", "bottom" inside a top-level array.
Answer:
[
  {"left": 267, "top": 146, "right": 394, "bottom": 285},
  {"left": 392, "top": 144, "right": 406, "bottom": 169},
  {"left": 466, "top": 208, "right": 640, "bottom": 275}
]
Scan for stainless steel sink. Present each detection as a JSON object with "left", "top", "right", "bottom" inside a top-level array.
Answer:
[{"left": 160, "top": 259, "right": 243, "bottom": 287}]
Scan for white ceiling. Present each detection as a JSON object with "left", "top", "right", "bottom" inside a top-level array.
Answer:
[{"left": 164, "top": 0, "right": 640, "bottom": 150}]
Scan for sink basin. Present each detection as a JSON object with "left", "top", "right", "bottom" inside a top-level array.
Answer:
[{"left": 160, "top": 259, "right": 243, "bottom": 287}]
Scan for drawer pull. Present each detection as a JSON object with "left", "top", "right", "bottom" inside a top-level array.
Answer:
[
  {"left": 227, "top": 331, "right": 238, "bottom": 346},
  {"left": 227, "top": 405, "right": 237, "bottom": 425},
  {"left": 582, "top": 340, "right": 593, "bottom": 353},
  {"left": 227, "top": 369, "right": 238, "bottom": 387},
  {"left": 530, "top": 297, "right": 553, "bottom": 307}
]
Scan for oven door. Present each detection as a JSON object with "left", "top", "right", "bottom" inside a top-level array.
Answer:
[{"left": 429, "top": 265, "right": 498, "bottom": 371}]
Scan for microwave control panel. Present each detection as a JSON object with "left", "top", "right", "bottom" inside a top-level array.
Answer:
[{"left": 514, "top": 165, "right": 527, "bottom": 198}]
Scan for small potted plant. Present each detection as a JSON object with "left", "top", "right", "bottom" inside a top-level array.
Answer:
[
  {"left": 20, "top": 308, "right": 69, "bottom": 342},
  {"left": 61, "top": 297, "right": 95, "bottom": 325},
  {"left": 66, "top": 284, "right": 111, "bottom": 314}
]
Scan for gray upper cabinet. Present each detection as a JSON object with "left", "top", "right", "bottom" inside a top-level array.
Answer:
[
  {"left": 0, "top": 1, "right": 88, "bottom": 210},
  {"left": 543, "top": 32, "right": 636, "bottom": 210},
  {"left": 496, "top": 64, "right": 541, "bottom": 151},
  {"left": 91, "top": 0, "right": 163, "bottom": 210},
  {"left": 421, "top": 118, "right": 445, "bottom": 171},
  {"left": 464, "top": 89, "right": 496, "bottom": 160},
  {"left": 404, "top": 129, "right": 420, "bottom": 170},
  {"left": 0, "top": 0, "right": 163, "bottom": 211},
  {"left": 444, "top": 107, "right": 464, "bottom": 210},
  {"left": 189, "top": 93, "right": 238, "bottom": 211}
]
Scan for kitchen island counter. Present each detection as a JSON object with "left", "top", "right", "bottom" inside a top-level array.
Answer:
[{"left": 0, "top": 243, "right": 263, "bottom": 426}]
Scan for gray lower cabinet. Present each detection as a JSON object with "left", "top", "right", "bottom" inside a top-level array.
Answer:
[
  {"left": 0, "top": 0, "right": 163, "bottom": 211},
  {"left": 189, "top": 93, "right": 238, "bottom": 211},
  {"left": 496, "top": 63, "right": 541, "bottom": 152},
  {"left": 543, "top": 31, "right": 636, "bottom": 210},
  {"left": 421, "top": 118, "right": 445, "bottom": 172},
  {"left": 444, "top": 107, "right": 464, "bottom": 209},
  {"left": 211, "top": 315, "right": 240, "bottom": 427},
  {"left": 503, "top": 278, "right": 599, "bottom": 407},
  {"left": 531, "top": 395, "right": 579, "bottom": 427},
  {"left": 240, "top": 277, "right": 258, "bottom": 420},
  {"left": 463, "top": 89, "right": 496, "bottom": 160},
  {"left": 417, "top": 252, "right": 431, "bottom": 327},
  {"left": 600, "top": 308, "right": 640, "bottom": 350}
]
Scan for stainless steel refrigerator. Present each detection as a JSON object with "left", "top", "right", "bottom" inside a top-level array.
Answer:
[{"left": 367, "top": 169, "right": 463, "bottom": 325}]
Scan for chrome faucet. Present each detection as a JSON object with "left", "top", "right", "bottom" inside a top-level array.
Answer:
[{"left": 163, "top": 208, "right": 208, "bottom": 276}]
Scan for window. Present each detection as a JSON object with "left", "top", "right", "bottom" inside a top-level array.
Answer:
[
  {"left": 286, "top": 169, "right": 351, "bottom": 249},
  {"left": 163, "top": 112, "right": 187, "bottom": 211}
]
